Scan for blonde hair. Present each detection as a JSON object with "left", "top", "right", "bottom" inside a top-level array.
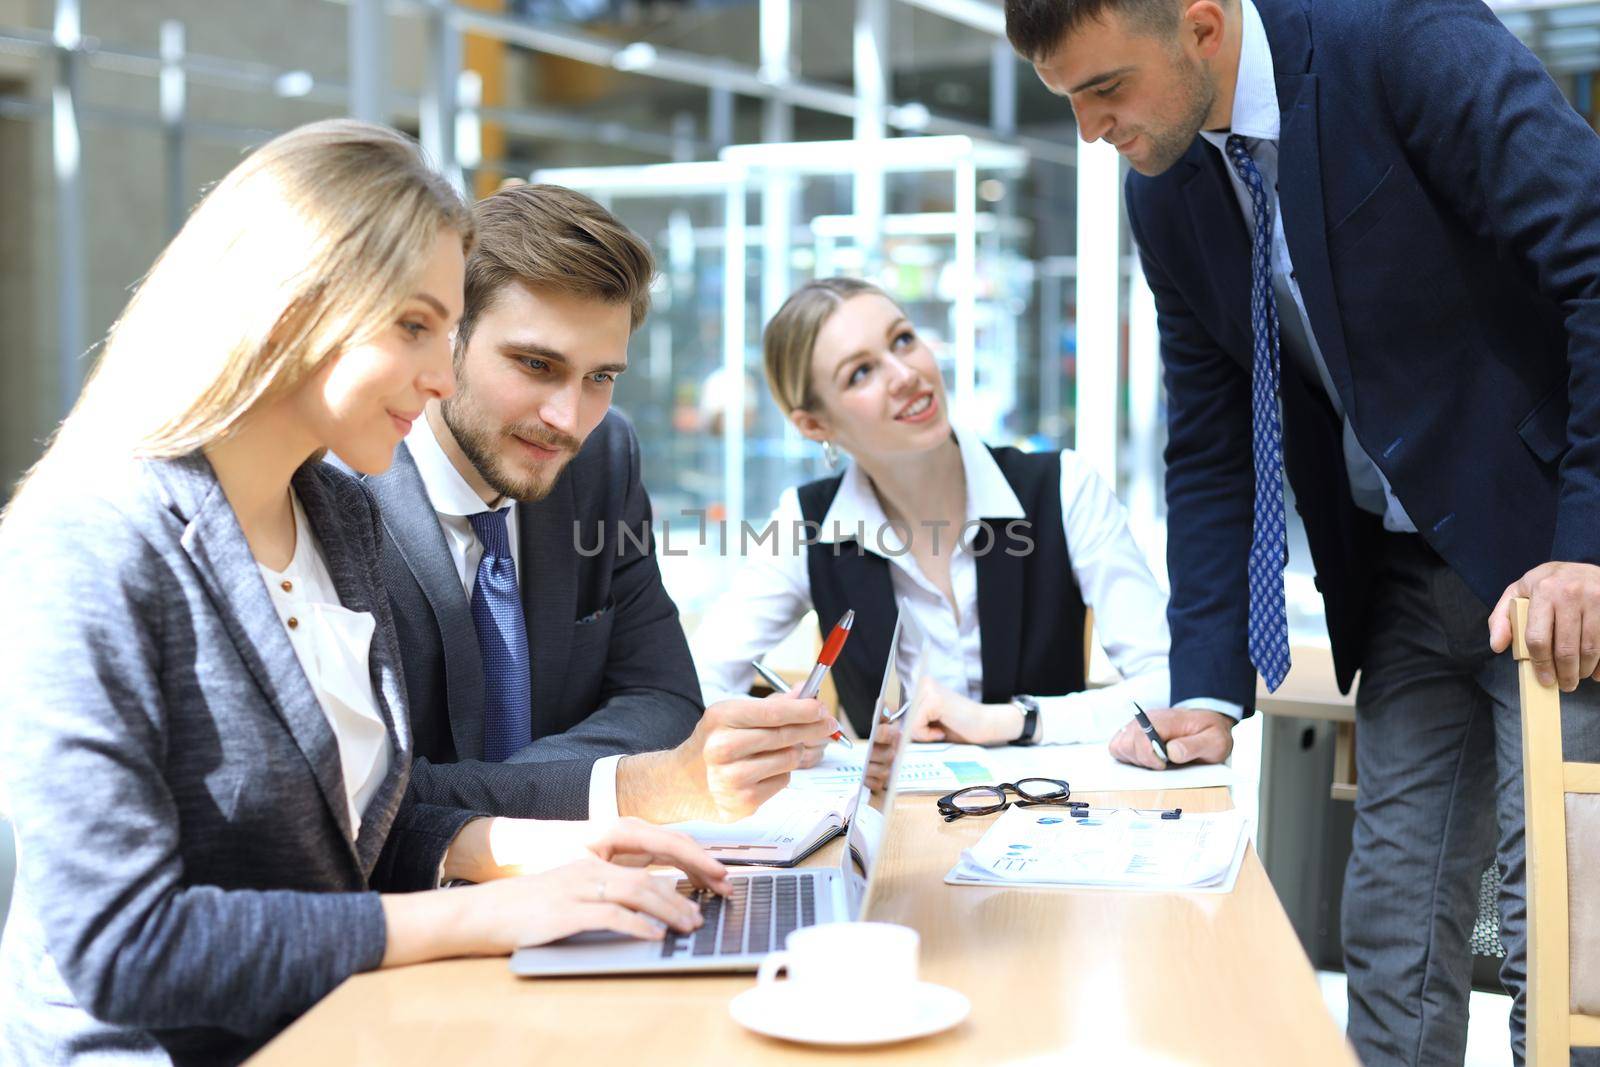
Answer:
[
  {"left": 762, "top": 277, "right": 899, "bottom": 415},
  {"left": 40, "top": 118, "right": 473, "bottom": 470},
  {"left": 458, "top": 183, "right": 655, "bottom": 347}
]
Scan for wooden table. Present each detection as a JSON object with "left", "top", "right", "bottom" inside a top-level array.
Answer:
[{"left": 253, "top": 786, "right": 1354, "bottom": 1066}]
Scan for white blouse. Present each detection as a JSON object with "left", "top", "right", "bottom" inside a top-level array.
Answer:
[
  {"left": 258, "top": 492, "right": 392, "bottom": 839},
  {"left": 690, "top": 432, "right": 1172, "bottom": 745}
]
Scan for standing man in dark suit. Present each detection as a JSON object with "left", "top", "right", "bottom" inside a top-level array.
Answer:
[
  {"left": 360, "top": 184, "right": 838, "bottom": 827},
  {"left": 1006, "top": 0, "right": 1600, "bottom": 1062}
]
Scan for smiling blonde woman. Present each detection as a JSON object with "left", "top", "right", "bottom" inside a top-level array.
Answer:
[
  {"left": 0, "top": 119, "right": 725, "bottom": 1066},
  {"left": 692, "top": 277, "right": 1173, "bottom": 753}
]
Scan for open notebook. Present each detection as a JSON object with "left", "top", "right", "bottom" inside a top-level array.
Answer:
[
  {"left": 667, "top": 788, "right": 853, "bottom": 866},
  {"left": 668, "top": 616, "right": 910, "bottom": 867}
]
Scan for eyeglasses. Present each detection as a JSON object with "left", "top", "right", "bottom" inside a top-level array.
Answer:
[{"left": 936, "top": 778, "right": 1071, "bottom": 822}]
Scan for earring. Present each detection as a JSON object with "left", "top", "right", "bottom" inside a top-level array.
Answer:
[{"left": 822, "top": 440, "right": 840, "bottom": 469}]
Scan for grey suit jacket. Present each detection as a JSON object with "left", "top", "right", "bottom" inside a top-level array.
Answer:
[
  {"left": 356, "top": 410, "right": 703, "bottom": 820},
  {"left": 0, "top": 453, "right": 477, "bottom": 1066}
]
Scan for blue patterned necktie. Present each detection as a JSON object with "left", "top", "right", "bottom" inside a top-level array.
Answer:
[
  {"left": 1225, "top": 134, "right": 1292, "bottom": 691},
  {"left": 467, "top": 508, "right": 532, "bottom": 761}
]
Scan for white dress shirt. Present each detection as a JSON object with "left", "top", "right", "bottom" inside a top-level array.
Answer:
[
  {"left": 690, "top": 431, "right": 1172, "bottom": 745},
  {"left": 406, "top": 418, "right": 624, "bottom": 820},
  {"left": 258, "top": 491, "right": 391, "bottom": 839}
]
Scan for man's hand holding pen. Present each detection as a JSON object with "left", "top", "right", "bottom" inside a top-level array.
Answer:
[
  {"left": 615, "top": 695, "right": 839, "bottom": 824},
  {"left": 748, "top": 660, "right": 839, "bottom": 771},
  {"left": 1108, "top": 707, "right": 1235, "bottom": 771}
]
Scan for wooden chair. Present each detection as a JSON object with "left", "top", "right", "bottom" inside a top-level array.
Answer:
[{"left": 1511, "top": 597, "right": 1600, "bottom": 1064}]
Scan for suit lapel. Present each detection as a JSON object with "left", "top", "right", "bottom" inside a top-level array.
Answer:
[
  {"left": 365, "top": 445, "right": 486, "bottom": 760},
  {"left": 1264, "top": 0, "right": 1355, "bottom": 401},
  {"left": 1275, "top": 71, "right": 1354, "bottom": 402},
  {"left": 162, "top": 457, "right": 358, "bottom": 855},
  {"left": 1180, "top": 141, "right": 1254, "bottom": 364},
  {"left": 519, "top": 475, "right": 577, "bottom": 737}
]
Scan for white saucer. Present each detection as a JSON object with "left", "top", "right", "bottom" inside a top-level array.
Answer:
[{"left": 729, "top": 981, "right": 970, "bottom": 1046}]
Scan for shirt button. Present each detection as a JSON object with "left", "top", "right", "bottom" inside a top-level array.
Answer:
[
  {"left": 287, "top": 617, "right": 299, "bottom": 630},
  {"left": 281, "top": 580, "right": 293, "bottom": 593}
]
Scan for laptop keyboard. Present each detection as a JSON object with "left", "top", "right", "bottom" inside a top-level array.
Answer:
[{"left": 662, "top": 873, "right": 818, "bottom": 958}]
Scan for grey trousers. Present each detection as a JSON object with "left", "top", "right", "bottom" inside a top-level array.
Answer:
[{"left": 1343, "top": 534, "right": 1600, "bottom": 1067}]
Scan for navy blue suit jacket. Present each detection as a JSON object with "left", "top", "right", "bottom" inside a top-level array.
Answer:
[{"left": 1127, "top": 0, "right": 1600, "bottom": 709}]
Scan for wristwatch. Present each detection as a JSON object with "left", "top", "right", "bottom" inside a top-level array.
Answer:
[{"left": 1011, "top": 695, "right": 1040, "bottom": 746}]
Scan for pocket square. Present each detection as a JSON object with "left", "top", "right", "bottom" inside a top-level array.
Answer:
[{"left": 575, "top": 603, "right": 614, "bottom": 626}]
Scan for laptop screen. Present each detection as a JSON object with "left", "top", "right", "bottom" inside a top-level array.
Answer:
[{"left": 838, "top": 615, "right": 924, "bottom": 918}]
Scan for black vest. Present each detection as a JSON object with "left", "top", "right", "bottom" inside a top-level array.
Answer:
[{"left": 796, "top": 446, "right": 1088, "bottom": 736}]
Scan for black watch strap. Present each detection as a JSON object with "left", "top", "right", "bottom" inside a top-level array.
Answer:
[{"left": 1012, "top": 695, "right": 1040, "bottom": 745}]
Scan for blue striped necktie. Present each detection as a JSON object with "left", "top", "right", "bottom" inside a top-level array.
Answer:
[
  {"left": 1225, "top": 134, "right": 1292, "bottom": 692},
  {"left": 467, "top": 508, "right": 532, "bottom": 761}
]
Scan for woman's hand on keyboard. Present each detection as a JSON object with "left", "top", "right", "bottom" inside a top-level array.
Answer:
[
  {"left": 382, "top": 855, "right": 710, "bottom": 963},
  {"left": 580, "top": 818, "right": 733, "bottom": 894},
  {"left": 475, "top": 816, "right": 732, "bottom": 895}
]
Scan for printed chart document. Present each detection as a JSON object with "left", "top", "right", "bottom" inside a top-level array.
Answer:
[
  {"left": 789, "top": 741, "right": 1233, "bottom": 796},
  {"left": 945, "top": 805, "right": 1250, "bottom": 894},
  {"left": 668, "top": 789, "right": 852, "bottom": 867},
  {"left": 786, "top": 743, "right": 994, "bottom": 795}
]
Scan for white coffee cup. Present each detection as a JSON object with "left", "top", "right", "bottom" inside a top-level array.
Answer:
[{"left": 755, "top": 922, "right": 920, "bottom": 1013}]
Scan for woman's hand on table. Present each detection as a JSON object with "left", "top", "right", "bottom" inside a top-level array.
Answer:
[{"left": 905, "top": 676, "right": 1025, "bottom": 746}]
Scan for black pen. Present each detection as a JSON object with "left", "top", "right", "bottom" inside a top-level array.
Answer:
[{"left": 1131, "top": 702, "right": 1170, "bottom": 767}]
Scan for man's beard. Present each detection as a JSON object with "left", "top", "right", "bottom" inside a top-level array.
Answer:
[
  {"left": 440, "top": 389, "right": 580, "bottom": 503},
  {"left": 1129, "top": 56, "right": 1217, "bottom": 176}
]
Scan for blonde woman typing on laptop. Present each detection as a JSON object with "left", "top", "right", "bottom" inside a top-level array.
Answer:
[
  {"left": 691, "top": 277, "right": 1172, "bottom": 758},
  {"left": 0, "top": 120, "right": 727, "bottom": 1067}
]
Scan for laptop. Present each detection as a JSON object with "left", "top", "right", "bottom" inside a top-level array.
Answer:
[{"left": 510, "top": 616, "right": 921, "bottom": 977}]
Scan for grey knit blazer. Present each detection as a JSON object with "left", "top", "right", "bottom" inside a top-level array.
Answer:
[{"left": 0, "top": 453, "right": 477, "bottom": 1066}]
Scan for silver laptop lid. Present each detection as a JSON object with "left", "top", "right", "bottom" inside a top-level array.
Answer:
[{"left": 838, "top": 614, "right": 925, "bottom": 918}]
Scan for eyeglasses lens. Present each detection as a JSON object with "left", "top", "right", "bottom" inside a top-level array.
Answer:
[
  {"left": 951, "top": 786, "right": 1007, "bottom": 812},
  {"left": 1016, "top": 778, "right": 1069, "bottom": 801}
]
